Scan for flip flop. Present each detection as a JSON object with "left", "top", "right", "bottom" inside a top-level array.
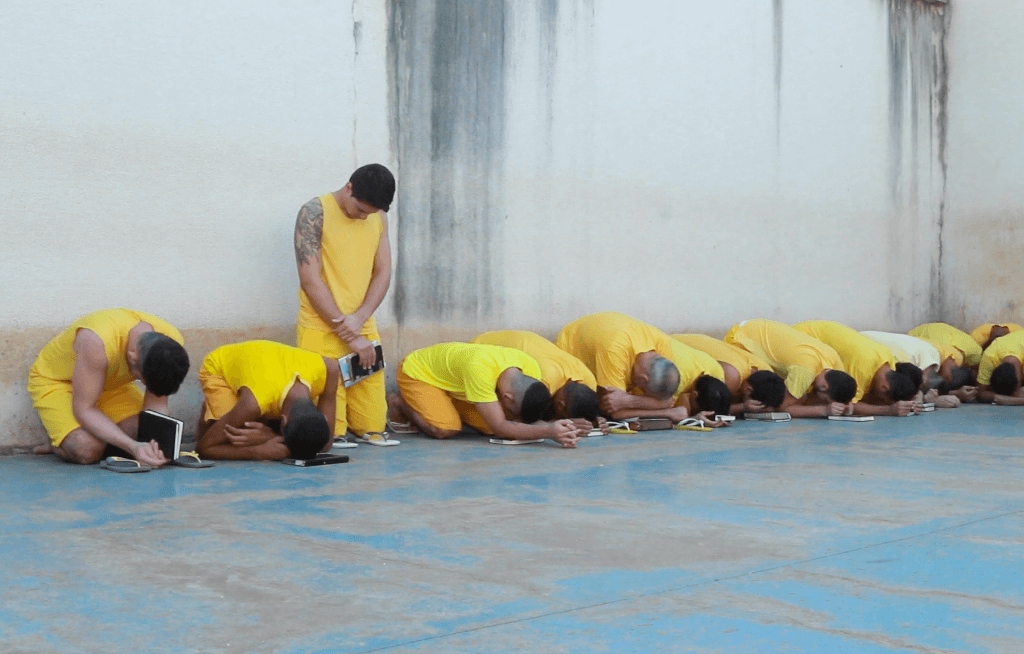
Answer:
[
  {"left": 385, "top": 417, "right": 419, "bottom": 434},
  {"left": 674, "top": 418, "right": 712, "bottom": 432},
  {"left": 99, "top": 456, "right": 152, "bottom": 473},
  {"left": 606, "top": 421, "right": 637, "bottom": 434},
  {"left": 332, "top": 436, "right": 358, "bottom": 449},
  {"left": 356, "top": 432, "right": 400, "bottom": 447},
  {"left": 489, "top": 438, "right": 544, "bottom": 445},
  {"left": 172, "top": 451, "right": 214, "bottom": 468}
]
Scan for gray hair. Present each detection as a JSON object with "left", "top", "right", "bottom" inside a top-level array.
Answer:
[{"left": 647, "top": 356, "right": 680, "bottom": 400}]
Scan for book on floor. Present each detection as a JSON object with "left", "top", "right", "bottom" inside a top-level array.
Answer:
[
  {"left": 743, "top": 412, "right": 792, "bottom": 422},
  {"left": 626, "top": 417, "right": 674, "bottom": 431},
  {"left": 338, "top": 342, "right": 386, "bottom": 388},
  {"left": 137, "top": 410, "right": 183, "bottom": 459},
  {"left": 281, "top": 452, "right": 350, "bottom": 466},
  {"left": 827, "top": 415, "right": 875, "bottom": 422}
]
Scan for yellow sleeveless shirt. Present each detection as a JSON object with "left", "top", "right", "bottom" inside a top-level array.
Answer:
[{"left": 297, "top": 193, "right": 383, "bottom": 336}]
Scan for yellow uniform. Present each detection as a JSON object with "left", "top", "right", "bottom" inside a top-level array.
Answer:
[
  {"left": 860, "top": 331, "right": 940, "bottom": 369},
  {"left": 471, "top": 330, "right": 597, "bottom": 393},
  {"left": 724, "top": 319, "right": 844, "bottom": 400},
  {"left": 27, "top": 309, "right": 184, "bottom": 446},
  {"left": 555, "top": 312, "right": 678, "bottom": 394},
  {"left": 399, "top": 343, "right": 542, "bottom": 434},
  {"left": 666, "top": 339, "right": 725, "bottom": 400},
  {"left": 198, "top": 341, "right": 328, "bottom": 421},
  {"left": 672, "top": 334, "right": 771, "bottom": 383},
  {"left": 977, "top": 331, "right": 1024, "bottom": 386},
  {"left": 919, "top": 338, "right": 964, "bottom": 366},
  {"left": 792, "top": 321, "right": 895, "bottom": 403},
  {"left": 908, "top": 323, "right": 982, "bottom": 367},
  {"left": 296, "top": 192, "right": 385, "bottom": 436},
  {"left": 970, "top": 323, "right": 1024, "bottom": 347}
]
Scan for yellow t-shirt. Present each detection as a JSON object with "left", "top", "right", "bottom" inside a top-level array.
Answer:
[
  {"left": 908, "top": 323, "right": 979, "bottom": 366},
  {"left": 201, "top": 340, "right": 327, "bottom": 417},
  {"left": 471, "top": 330, "right": 596, "bottom": 393},
  {"left": 666, "top": 339, "right": 725, "bottom": 397},
  {"left": 672, "top": 334, "right": 771, "bottom": 382},
  {"left": 919, "top": 338, "right": 963, "bottom": 366},
  {"left": 970, "top": 323, "right": 1024, "bottom": 347},
  {"left": 555, "top": 312, "right": 676, "bottom": 392},
  {"left": 402, "top": 342, "right": 542, "bottom": 404},
  {"left": 30, "top": 308, "right": 184, "bottom": 390},
  {"left": 977, "top": 330, "right": 1024, "bottom": 386},
  {"left": 792, "top": 321, "right": 895, "bottom": 403},
  {"left": 297, "top": 193, "right": 383, "bottom": 336},
  {"left": 723, "top": 319, "right": 843, "bottom": 399}
]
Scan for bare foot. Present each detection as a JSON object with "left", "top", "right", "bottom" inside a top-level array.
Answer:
[
  {"left": 386, "top": 394, "right": 409, "bottom": 424},
  {"left": 32, "top": 443, "right": 54, "bottom": 455}
]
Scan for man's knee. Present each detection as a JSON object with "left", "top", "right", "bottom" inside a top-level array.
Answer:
[{"left": 58, "top": 430, "right": 108, "bottom": 464}]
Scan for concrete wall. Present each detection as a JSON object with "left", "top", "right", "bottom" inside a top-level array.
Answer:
[{"left": 1, "top": 0, "right": 1016, "bottom": 448}]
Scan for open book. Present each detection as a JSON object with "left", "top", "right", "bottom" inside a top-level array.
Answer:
[
  {"left": 338, "top": 341, "right": 386, "bottom": 388},
  {"left": 138, "top": 410, "right": 183, "bottom": 459},
  {"left": 743, "top": 412, "right": 792, "bottom": 422}
]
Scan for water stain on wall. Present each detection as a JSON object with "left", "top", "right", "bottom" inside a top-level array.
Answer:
[{"left": 389, "top": 0, "right": 510, "bottom": 332}]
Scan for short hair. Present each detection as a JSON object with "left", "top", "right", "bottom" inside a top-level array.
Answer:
[
  {"left": 283, "top": 399, "right": 330, "bottom": 460},
  {"left": 747, "top": 370, "right": 786, "bottom": 409},
  {"left": 520, "top": 380, "right": 551, "bottom": 425},
  {"left": 563, "top": 381, "right": 599, "bottom": 424},
  {"left": 647, "top": 356, "right": 680, "bottom": 400},
  {"left": 887, "top": 371, "right": 918, "bottom": 402},
  {"left": 825, "top": 370, "right": 857, "bottom": 404},
  {"left": 349, "top": 164, "right": 395, "bottom": 212},
  {"left": 948, "top": 366, "right": 974, "bottom": 390},
  {"left": 137, "top": 332, "right": 189, "bottom": 397},
  {"left": 895, "top": 363, "right": 923, "bottom": 391},
  {"left": 990, "top": 362, "right": 1020, "bottom": 396},
  {"left": 695, "top": 375, "right": 731, "bottom": 416},
  {"left": 923, "top": 371, "right": 949, "bottom": 396}
]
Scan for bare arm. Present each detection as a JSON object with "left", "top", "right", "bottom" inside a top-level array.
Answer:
[
  {"left": 295, "top": 198, "right": 346, "bottom": 325},
  {"left": 318, "top": 358, "right": 340, "bottom": 452},
  {"left": 475, "top": 402, "right": 581, "bottom": 447},
  {"left": 195, "top": 388, "right": 287, "bottom": 460},
  {"left": 341, "top": 212, "right": 392, "bottom": 335},
  {"left": 71, "top": 330, "right": 167, "bottom": 466},
  {"left": 852, "top": 400, "right": 916, "bottom": 417},
  {"left": 599, "top": 386, "right": 674, "bottom": 419}
]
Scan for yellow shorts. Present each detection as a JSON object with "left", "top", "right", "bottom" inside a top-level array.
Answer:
[
  {"left": 197, "top": 361, "right": 238, "bottom": 423},
  {"left": 28, "top": 372, "right": 145, "bottom": 447},
  {"left": 396, "top": 364, "right": 491, "bottom": 434},
  {"left": 296, "top": 326, "right": 386, "bottom": 435}
]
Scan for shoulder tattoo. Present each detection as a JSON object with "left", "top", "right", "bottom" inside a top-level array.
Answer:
[{"left": 294, "top": 198, "right": 324, "bottom": 265}]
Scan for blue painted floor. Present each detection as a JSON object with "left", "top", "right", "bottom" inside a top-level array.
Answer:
[{"left": 2, "top": 405, "right": 1023, "bottom": 653}]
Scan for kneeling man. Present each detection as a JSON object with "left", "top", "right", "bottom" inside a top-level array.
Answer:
[
  {"left": 29, "top": 308, "right": 190, "bottom": 467},
  {"left": 388, "top": 342, "right": 581, "bottom": 447},
  {"left": 196, "top": 340, "right": 339, "bottom": 460}
]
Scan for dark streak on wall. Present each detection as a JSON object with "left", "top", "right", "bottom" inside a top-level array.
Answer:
[
  {"left": 389, "top": 0, "right": 509, "bottom": 328},
  {"left": 885, "top": 0, "right": 949, "bottom": 321},
  {"left": 537, "top": 0, "right": 559, "bottom": 163},
  {"left": 772, "top": 0, "right": 783, "bottom": 154}
]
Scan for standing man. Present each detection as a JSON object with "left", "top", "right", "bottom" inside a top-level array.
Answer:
[{"left": 293, "top": 164, "right": 395, "bottom": 443}]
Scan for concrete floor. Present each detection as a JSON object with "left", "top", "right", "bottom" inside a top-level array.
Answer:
[{"left": 2, "top": 405, "right": 1023, "bottom": 654}]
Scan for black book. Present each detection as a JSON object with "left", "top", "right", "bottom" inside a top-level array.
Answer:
[
  {"left": 338, "top": 341, "right": 386, "bottom": 388},
  {"left": 281, "top": 453, "right": 350, "bottom": 467},
  {"left": 137, "top": 410, "right": 183, "bottom": 459}
]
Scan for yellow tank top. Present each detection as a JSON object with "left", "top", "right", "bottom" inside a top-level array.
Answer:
[
  {"left": 908, "top": 323, "right": 981, "bottom": 366},
  {"left": 31, "top": 309, "right": 184, "bottom": 390},
  {"left": 201, "top": 340, "right": 327, "bottom": 417},
  {"left": 471, "top": 330, "right": 597, "bottom": 392},
  {"left": 402, "top": 343, "right": 543, "bottom": 404},
  {"left": 297, "top": 193, "right": 383, "bottom": 335}
]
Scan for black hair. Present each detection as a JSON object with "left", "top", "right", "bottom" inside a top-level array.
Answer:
[
  {"left": 283, "top": 399, "right": 330, "bottom": 460},
  {"left": 520, "top": 381, "right": 552, "bottom": 424},
  {"left": 349, "top": 164, "right": 395, "bottom": 212},
  {"left": 747, "top": 370, "right": 786, "bottom": 409},
  {"left": 990, "top": 362, "right": 1020, "bottom": 396},
  {"left": 887, "top": 371, "right": 917, "bottom": 402},
  {"left": 695, "top": 375, "right": 731, "bottom": 416},
  {"left": 895, "top": 362, "right": 924, "bottom": 391},
  {"left": 824, "top": 370, "right": 857, "bottom": 404},
  {"left": 948, "top": 366, "right": 974, "bottom": 390},
  {"left": 140, "top": 335, "right": 190, "bottom": 397},
  {"left": 563, "top": 381, "right": 599, "bottom": 424}
]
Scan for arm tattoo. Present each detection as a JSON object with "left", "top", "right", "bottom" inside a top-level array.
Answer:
[{"left": 294, "top": 198, "right": 324, "bottom": 265}]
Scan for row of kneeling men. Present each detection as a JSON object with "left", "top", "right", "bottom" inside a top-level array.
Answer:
[{"left": 28, "top": 309, "right": 1024, "bottom": 465}]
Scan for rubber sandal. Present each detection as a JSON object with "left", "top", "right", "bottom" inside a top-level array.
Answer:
[
  {"left": 489, "top": 438, "right": 544, "bottom": 445},
  {"left": 355, "top": 432, "right": 400, "bottom": 447},
  {"left": 606, "top": 421, "right": 637, "bottom": 434},
  {"left": 332, "top": 436, "right": 358, "bottom": 449},
  {"left": 674, "top": 418, "right": 712, "bottom": 432},
  {"left": 99, "top": 456, "right": 152, "bottom": 473},
  {"left": 385, "top": 417, "right": 419, "bottom": 434},
  {"left": 172, "top": 451, "right": 214, "bottom": 468}
]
